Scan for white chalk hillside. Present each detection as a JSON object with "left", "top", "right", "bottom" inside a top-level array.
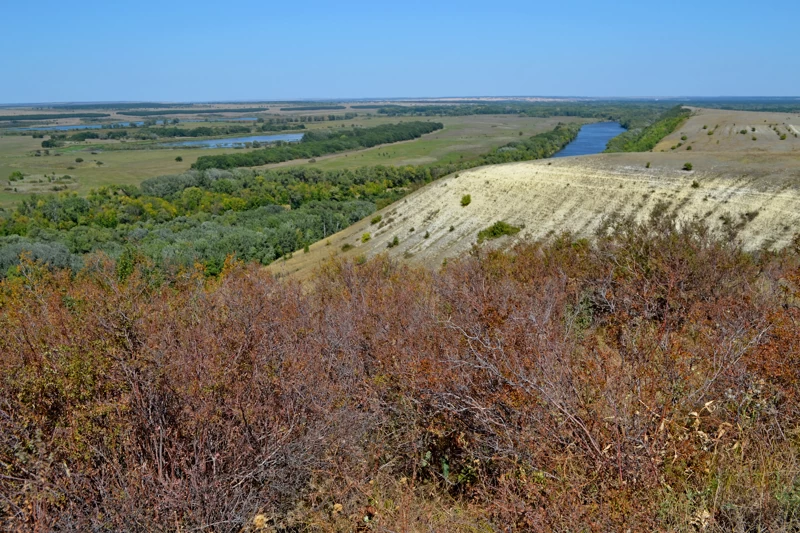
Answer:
[{"left": 271, "top": 150, "right": 800, "bottom": 279}]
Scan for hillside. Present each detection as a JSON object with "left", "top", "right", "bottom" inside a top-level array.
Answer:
[
  {"left": 655, "top": 107, "right": 800, "bottom": 153},
  {"left": 270, "top": 152, "right": 800, "bottom": 278}
]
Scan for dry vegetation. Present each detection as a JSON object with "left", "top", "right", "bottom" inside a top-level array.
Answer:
[
  {"left": 3, "top": 216, "right": 800, "bottom": 531},
  {"left": 272, "top": 150, "right": 800, "bottom": 278}
]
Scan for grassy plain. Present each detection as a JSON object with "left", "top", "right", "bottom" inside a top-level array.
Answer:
[{"left": 0, "top": 114, "right": 587, "bottom": 206}]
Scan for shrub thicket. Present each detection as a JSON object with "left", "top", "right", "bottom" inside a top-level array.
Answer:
[{"left": 2, "top": 216, "right": 800, "bottom": 531}]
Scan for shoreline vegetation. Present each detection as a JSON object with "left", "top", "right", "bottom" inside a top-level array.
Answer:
[{"left": 605, "top": 105, "right": 692, "bottom": 152}]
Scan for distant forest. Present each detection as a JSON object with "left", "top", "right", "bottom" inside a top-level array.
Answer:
[
  {"left": 117, "top": 108, "right": 270, "bottom": 116},
  {"left": 0, "top": 112, "right": 111, "bottom": 122}
]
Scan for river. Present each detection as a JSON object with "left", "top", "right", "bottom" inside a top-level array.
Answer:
[{"left": 552, "top": 122, "right": 626, "bottom": 158}]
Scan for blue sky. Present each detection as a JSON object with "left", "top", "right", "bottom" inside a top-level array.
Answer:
[{"left": 1, "top": 0, "right": 797, "bottom": 103}]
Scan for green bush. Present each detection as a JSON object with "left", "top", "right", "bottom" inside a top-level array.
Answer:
[
  {"left": 75, "top": 157, "right": 84, "bottom": 163},
  {"left": 175, "top": 156, "right": 183, "bottom": 162},
  {"left": 370, "top": 214, "right": 382, "bottom": 225},
  {"left": 461, "top": 194, "right": 471, "bottom": 207},
  {"left": 477, "top": 221, "right": 521, "bottom": 244},
  {"left": 645, "top": 162, "right": 651, "bottom": 168},
  {"left": 387, "top": 235, "right": 399, "bottom": 248},
  {"left": 8, "top": 171, "right": 23, "bottom": 182},
  {"left": 341, "top": 243, "right": 354, "bottom": 252},
  {"left": 682, "top": 162, "right": 693, "bottom": 171},
  {"left": 361, "top": 233, "right": 371, "bottom": 243}
]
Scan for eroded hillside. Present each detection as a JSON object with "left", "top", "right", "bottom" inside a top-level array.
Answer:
[{"left": 272, "top": 146, "right": 800, "bottom": 280}]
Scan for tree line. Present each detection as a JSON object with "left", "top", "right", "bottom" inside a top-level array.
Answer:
[
  {"left": 191, "top": 121, "right": 444, "bottom": 170},
  {"left": 0, "top": 112, "right": 111, "bottom": 122},
  {"left": 604, "top": 105, "right": 692, "bottom": 152}
]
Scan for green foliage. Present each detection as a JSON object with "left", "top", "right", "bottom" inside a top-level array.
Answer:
[
  {"left": 387, "top": 235, "right": 399, "bottom": 248},
  {"left": 477, "top": 220, "right": 521, "bottom": 243},
  {"left": 8, "top": 171, "right": 24, "bottom": 182},
  {"left": 175, "top": 156, "right": 183, "bottom": 162},
  {"left": 605, "top": 106, "right": 692, "bottom": 153},
  {"left": 461, "top": 194, "right": 471, "bottom": 207},
  {"left": 41, "top": 137, "right": 65, "bottom": 148},
  {"left": 645, "top": 162, "right": 651, "bottom": 168},
  {"left": 341, "top": 243, "right": 354, "bottom": 252},
  {"left": 361, "top": 233, "right": 371, "bottom": 243},
  {"left": 683, "top": 162, "right": 693, "bottom": 171},
  {"left": 691, "top": 180, "right": 700, "bottom": 188},
  {"left": 370, "top": 214, "right": 382, "bottom": 225}
]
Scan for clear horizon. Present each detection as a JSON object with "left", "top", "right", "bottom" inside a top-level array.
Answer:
[{"left": 1, "top": 0, "right": 797, "bottom": 103}]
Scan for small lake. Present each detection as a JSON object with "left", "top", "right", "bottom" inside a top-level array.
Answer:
[
  {"left": 165, "top": 133, "right": 304, "bottom": 148},
  {"left": 552, "top": 122, "right": 626, "bottom": 158}
]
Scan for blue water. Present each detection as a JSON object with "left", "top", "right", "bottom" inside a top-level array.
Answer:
[
  {"left": 552, "top": 122, "right": 626, "bottom": 158},
  {"left": 166, "top": 133, "right": 304, "bottom": 148}
]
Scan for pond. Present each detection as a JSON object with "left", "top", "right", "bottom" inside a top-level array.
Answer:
[
  {"left": 165, "top": 133, "right": 304, "bottom": 148},
  {"left": 552, "top": 122, "right": 626, "bottom": 158}
]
